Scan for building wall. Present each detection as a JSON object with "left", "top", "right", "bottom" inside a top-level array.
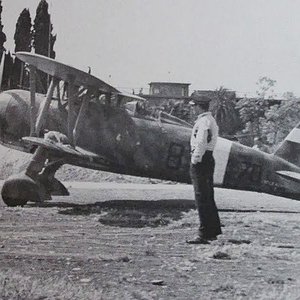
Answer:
[{"left": 149, "top": 83, "right": 189, "bottom": 97}]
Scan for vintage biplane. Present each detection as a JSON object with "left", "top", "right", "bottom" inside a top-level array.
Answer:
[{"left": 0, "top": 52, "right": 300, "bottom": 207}]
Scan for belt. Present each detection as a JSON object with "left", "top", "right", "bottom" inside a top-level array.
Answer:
[
  {"left": 205, "top": 150, "right": 213, "bottom": 156},
  {"left": 191, "top": 150, "right": 213, "bottom": 154}
]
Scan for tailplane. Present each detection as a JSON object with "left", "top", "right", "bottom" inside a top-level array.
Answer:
[{"left": 274, "top": 122, "right": 300, "bottom": 167}]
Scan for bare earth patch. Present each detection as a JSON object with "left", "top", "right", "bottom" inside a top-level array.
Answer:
[{"left": 0, "top": 184, "right": 299, "bottom": 299}]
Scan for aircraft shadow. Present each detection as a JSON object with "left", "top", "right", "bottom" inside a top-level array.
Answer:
[
  {"left": 28, "top": 199, "right": 195, "bottom": 228},
  {"left": 27, "top": 199, "right": 299, "bottom": 228}
]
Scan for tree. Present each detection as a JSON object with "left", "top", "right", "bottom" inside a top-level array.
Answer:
[
  {"left": 1, "top": 52, "right": 13, "bottom": 90},
  {"left": 191, "top": 87, "right": 242, "bottom": 136},
  {"left": 33, "top": 0, "right": 55, "bottom": 57},
  {"left": 256, "top": 76, "right": 277, "bottom": 99},
  {"left": 33, "top": 0, "right": 56, "bottom": 93},
  {"left": 236, "top": 77, "right": 275, "bottom": 139},
  {"left": 14, "top": 9, "right": 32, "bottom": 53},
  {"left": 12, "top": 8, "right": 32, "bottom": 89},
  {"left": 235, "top": 97, "right": 268, "bottom": 137},
  {"left": 210, "top": 87, "right": 242, "bottom": 136},
  {"left": 0, "top": 0, "right": 6, "bottom": 61},
  {"left": 262, "top": 96, "right": 300, "bottom": 147}
]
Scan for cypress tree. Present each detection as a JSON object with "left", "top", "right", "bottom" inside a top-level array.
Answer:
[
  {"left": 2, "top": 52, "right": 13, "bottom": 90},
  {"left": 50, "top": 31, "right": 56, "bottom": 59},
  {"left": 0, "top": 0, "right": 6, "bottom": 61},
  {"left": 0, "top": 0, "right": 7, "bottom": 90},
  {"left": 33, "top": 0, "right": 56, "bottom": 93},
  {"left": 13, "top": 8, "right": 32, "bottom": 89},
  {"left": 14, "top": 9, "right": 32, "bottom": 52}
]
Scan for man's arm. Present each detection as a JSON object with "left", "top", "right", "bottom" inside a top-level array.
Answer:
[{"left": 191, "top": 122, "right": 208, "bottom": 164}]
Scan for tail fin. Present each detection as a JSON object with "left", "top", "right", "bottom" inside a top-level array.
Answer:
[{"left": 274, "top": 122, "right": 300, "bottom": 167}]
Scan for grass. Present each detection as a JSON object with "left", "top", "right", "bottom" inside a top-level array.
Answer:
[
  {"left": 0, "top": 271, "right": 104, "bottom": 300},
  {"left": 1, "top": 269, "right": 299, "bottom": 300}
]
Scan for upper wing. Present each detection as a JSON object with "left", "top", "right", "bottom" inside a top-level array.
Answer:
[
  {"left": 16, "top": 52, "right": 119, "bottom": 93},
  {"left": 16, "top": 51, "right": 147, "bottom": 103}
]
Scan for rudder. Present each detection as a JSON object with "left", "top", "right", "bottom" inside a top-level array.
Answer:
[{"left": 274, "top": 122, "right": 300, "bottom": 167}]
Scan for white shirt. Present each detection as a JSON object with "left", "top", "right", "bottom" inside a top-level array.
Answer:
[{"left": 190, "top": 112, "right": 219, "bottom": 164}]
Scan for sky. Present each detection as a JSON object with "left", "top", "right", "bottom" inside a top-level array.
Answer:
[{"left": 2, "top": 0, "right": 300, "bottom": 97}]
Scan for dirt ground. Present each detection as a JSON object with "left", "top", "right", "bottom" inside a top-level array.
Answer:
[{"left": 0, "top": 182, "right": 299, "bottom": 300}]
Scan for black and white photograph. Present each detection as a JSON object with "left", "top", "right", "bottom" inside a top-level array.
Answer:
[{"left": 0, "top": 0, "right": 299, "bottom": 299}]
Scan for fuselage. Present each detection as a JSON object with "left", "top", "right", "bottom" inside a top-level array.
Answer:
[
  {"left": 130, "top": 117, "right": 300, "bottom": 200},
  {"left": 1, "top": 89, "right": 300, "bottom": 200}
]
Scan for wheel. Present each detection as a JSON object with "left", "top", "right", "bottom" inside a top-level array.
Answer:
[{"left": 1, "top": 174, "right": 41, "bottom": 207}]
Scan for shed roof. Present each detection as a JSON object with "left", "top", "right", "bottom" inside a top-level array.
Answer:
[{"left": 149, "top": 82, "right": 190, "bottom": 86}]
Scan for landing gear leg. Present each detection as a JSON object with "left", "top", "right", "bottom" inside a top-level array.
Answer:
[
  {"left": 1, "top": 147, "right": 68, "bottom": 207},
  {"left": 37, "top": 160, "right": 69, "bottom": 197},
  {"left": 1, "top": 147, "right": 46, "bottom": 206}
]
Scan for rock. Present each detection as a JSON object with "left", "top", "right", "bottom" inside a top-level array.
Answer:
[
  {"left": 80, "top": 278, "right": 92, "bottom": 283},
  {"left": 118, "top": 255, "right": 131, "bottom": 262},
  {"left": 151, "top": 279, "right": 165, "bottom": 286},
  {"left": 267, "top": 278, "right": 285, "bottom": 285},
  {"left": 228, "top": 239, "right": 251, "bottom": 245},
  {"left": 277, "top": 245, "right": 294, "bottom": 249},
  {"left": 212, "top": 251, "right": 231, "bottom": 260}
]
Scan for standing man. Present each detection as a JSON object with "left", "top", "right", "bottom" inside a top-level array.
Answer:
[{"left": 187, "top": 96, "right": 222, "bottom": 244}]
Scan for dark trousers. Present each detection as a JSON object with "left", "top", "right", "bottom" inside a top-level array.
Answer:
[{"left": 190, "top": 151, "right": 222, "bottom": 238}]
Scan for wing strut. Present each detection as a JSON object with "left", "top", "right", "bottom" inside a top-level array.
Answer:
[
  {"left": 67, "top": 75, "right": 76, "bottom": 146},
  {"left": 29, "top": 65, "right": 37, "bottom": 136},
  {"left": 73, "top": 90, "right": 89, "bottom": 147},
  {"left": 35, "top": 77, "right": 59, "bottom": 136}
]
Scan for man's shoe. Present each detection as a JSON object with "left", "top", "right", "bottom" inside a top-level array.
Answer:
[
  {"left": 205, "top": 236, "right": 217, "bottom": 241},
  {"left": 186, "top": 237, "right": 210, "bottom": 244}
]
